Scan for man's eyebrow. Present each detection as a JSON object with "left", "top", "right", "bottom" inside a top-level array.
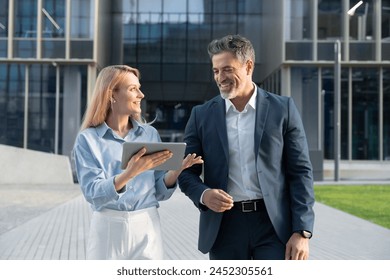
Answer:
[{"left": 213, "top": 66, "right": 234, "bottom": 69}]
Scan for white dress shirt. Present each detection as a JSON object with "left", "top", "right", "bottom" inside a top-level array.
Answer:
[{"left": 225, "top": 85, "right": 263, "bottom": 201}]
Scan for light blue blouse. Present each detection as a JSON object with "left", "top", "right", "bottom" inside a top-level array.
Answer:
[{"left": 72, "top": 120, "right": 176, "bottom": 212}]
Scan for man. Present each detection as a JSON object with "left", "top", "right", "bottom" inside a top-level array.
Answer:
[{"left": 178, "top": 34, "right": 315, "bottom": 260}]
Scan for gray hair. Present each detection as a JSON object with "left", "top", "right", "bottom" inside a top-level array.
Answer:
[{"left": 207, "top": 34, "right": 255, "bottom": 64}]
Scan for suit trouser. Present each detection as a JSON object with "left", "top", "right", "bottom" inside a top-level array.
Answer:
[
  {"left": 209, "top": 201, "right": 285, "bottom": 260},
  {"left": 87, "top": 206, "right": 163, "bottom": 260}
]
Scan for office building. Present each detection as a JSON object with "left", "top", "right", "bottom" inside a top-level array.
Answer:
[{"left": 1, "top": 0, "right": 389, "bottom": 180}]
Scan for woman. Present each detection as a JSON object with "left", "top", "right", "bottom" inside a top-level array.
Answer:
[{"left": 72, "top": 65, "right": 203, "bottom": 260}]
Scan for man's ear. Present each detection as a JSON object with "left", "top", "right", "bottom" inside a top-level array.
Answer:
[{"left": 246, "top": 60, "right": 254, "bottom": 75}]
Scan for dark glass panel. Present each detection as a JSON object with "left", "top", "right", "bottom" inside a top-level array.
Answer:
[
  {"left": 0, "top": 0, "right": 8, "bottom": 38},
  {"left": 13, "top": 39, "right": 36, "bottom": 58},
  {"left": 322, "top": 67, "right": 350, "bottom": 160},
  {"left": 286, "top": 42, "right": 312, "bottom": 60},
  {"left": 0, "top": 64, "right": 26, "bottom": 148},
  {"left": 383, "top": 69, "right": 390, "bottom": 160},
  {"left": 318, "top": 0, "right": 341, "bottom": 39},
  {"left": 70, "top": 40, "right": 93, "bottom": 59},
  {"left": 0, "top": 39, "right": 6, "bottom": 57},
  {"left": 28, "top": 64, "right": 62, "bottom": 153},
  {"left": 317, "top": 41, "right": 338, "bottom": 61},
  {"left": 162, "top": 64, "right": 186, "bottom": 81},
  {"left": 352, "top": 68, "right": 379, "bottom": 160},
  {"left": 42, "top": 40, "right": 65, "bottom": 58},
  {"left": 350, "top": 42, "right": 375, "bottom": 60}
]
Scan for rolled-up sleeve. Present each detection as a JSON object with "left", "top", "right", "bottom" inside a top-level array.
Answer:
[{"left": 73, "top": 134, "right": 121, "bottom": 209}]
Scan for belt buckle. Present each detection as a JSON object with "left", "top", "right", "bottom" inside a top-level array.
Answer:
[{"left": 241, "top": 201, "right": 256, "bottom": 212}]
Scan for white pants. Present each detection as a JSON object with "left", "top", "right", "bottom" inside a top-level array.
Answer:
[{"left": 87, "top": 206, "right": 163, "bottom": 260}]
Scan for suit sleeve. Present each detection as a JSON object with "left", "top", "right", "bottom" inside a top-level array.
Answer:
[
  {"left": 178, "top": 106, "right": 209, "bottom": 209},
  {"left": 284, "top": 98, "right": 315, "bottom": 233}
]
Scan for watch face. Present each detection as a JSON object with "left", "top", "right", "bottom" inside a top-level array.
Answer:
[{"left": 302, "top": 230, "right": 312, "bottom": 238}]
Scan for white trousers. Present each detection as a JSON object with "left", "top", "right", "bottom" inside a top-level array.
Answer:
[{"left": 87, "top": 206, "right": 163, "bottom": 260}]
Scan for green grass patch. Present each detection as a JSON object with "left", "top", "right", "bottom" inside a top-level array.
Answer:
[{"left": 313, "top": 185, "right": 390, "bottom": 229}]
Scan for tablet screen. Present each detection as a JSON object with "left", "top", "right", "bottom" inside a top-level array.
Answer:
[{"left": 121, "top": 142, "right": 186, "bottom": 170}]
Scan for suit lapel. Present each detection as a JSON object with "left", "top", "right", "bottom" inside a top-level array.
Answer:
[{"left": 254, "top": 88, "right": 269, "bottom": 155}]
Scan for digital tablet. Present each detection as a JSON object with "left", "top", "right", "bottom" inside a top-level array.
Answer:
[{"left": 121, "top": 142, "right": 187, "bottom": 170}]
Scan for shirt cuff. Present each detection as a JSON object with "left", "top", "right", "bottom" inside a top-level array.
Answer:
[
  {"left": 113, "top": 176, "right": 128, "bottom": 194},
  {"left": 200, "top": 188, "right": 210, "bottom": 205}
]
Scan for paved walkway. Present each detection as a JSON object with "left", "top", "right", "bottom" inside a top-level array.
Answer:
[{"left": 0, "top": 183, "right": 389, "bottom": 260}]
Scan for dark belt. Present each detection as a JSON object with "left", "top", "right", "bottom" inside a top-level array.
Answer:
[{"left": 232, "top": 199, "right": 265, "bottom": 213}]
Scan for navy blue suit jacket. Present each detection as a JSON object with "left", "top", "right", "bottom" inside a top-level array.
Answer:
[{"left": 178, "top": 87, "right": 315, "bottom": 254}]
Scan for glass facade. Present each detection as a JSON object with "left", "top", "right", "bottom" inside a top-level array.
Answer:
[
  {"left": 0, "top": 0, "right": 92, "bottom": 154},
  {"left": 0, "top": 0, "right": 94, "bottom": 60},
  {"left": 1, "top": 0, "right": 389, "bottom": 173},
  {"left": 275, "top": 0, "right": 390, "bottom": 163},
  {"left": 122, "top": 0, "right": 263, "bottom": 133}
]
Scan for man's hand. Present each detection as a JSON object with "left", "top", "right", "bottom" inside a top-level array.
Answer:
[
  {"left": 285, "top": 232, "right": 310, "bottom": 260},
  {"left": 202, "top": 189, "right": 234, "bottom": 212}
]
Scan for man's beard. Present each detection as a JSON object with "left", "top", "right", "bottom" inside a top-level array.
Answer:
[
  {"left": 218, "top": 79, "right": 238, "bottom": 100},
  {"left": 220, "top": 90, "right": 238, "bottom": 100}
]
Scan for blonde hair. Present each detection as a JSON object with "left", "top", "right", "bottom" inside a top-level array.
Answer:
[{"left": 80, "top": 65, "right": 141, "bottom": 130}]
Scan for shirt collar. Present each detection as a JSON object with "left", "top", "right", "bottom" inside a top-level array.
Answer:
[
  {"left": 95, "top": 119, "right": 146, "bottom": 138},
  {"left": 225, "top": 83, "right": 258, "bottom": 113}
]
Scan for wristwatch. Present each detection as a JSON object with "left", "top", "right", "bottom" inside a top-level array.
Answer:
[{"left": 298, "top": 230, "right": 312, "bottom": 239}]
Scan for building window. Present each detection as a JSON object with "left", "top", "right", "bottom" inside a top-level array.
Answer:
[
  {"left": 42, "top": 0, "right": 66, "bottom": 58},
  {"left": 286, "top": 41, "right": 312, "bottom": 60},
  {"left": 0, "top": 0, "right": 8, "bottom": 57},
  {"left": 0, "top": 64, "right": 26, "bottom": 148},
  {"left": 318, "top": 0, "right": 341, "bottom": 40},
  {"left": 322, "top": 67, "right": 349, "bottom": 160},
  {"left": 285, "top": 0, "right": 312, "bottom": 40},
  {"left": 349, "top": 1, "right": 373, "bottom": 41},
  {"left": 352, "top": 68, "right": 379, "bottom": 160},
  {"left": 382, "top": 0, "right": 390, "bottom": 60},
  {"left": 383, "top": 68, "right": 390, "bottom": 160},
  {"left": 13, "top": 0, "right": 37, "bottom": 58},
  {"left": 14, "top": 0, "right": 37, "bottom": 38},
  {"left": 348, "top": 0, "right": 375, "bottom": 60},
  {"left": 70, "top": 0, "right": 94, "bottom": 58},
  {"left": 28, "top": 64, "right": 63, "bottom": 153}
]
